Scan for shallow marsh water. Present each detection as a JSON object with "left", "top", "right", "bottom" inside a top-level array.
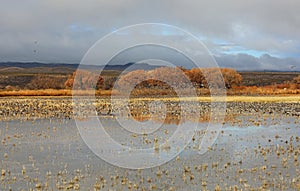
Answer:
[{"left": 0, "top": 115, "right": 300, "bottom": 190}]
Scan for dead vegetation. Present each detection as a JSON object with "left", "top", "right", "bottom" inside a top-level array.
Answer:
[{"left": 0, "top": 67, "right": 300, "bottom": 96}]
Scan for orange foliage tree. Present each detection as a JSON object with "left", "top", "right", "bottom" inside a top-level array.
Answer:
[
  {"left": 286, "top": 75, "right": 300, "bottom": 89},
  {"left": 185, "top": 68, "right": 206, "bottom": 88},
  {"left": 202, "top": 68, "right": 225, "bottom": 88},
  {"left": 117, "top": 67, "right": 242, "bottom": 89},
  {"left": 117, "top": 67, "right": 191, "bottom": 89},
  {"left": 186, "top": 68, "right": 242, "bottom": 89},
  {"left": 65, "top": 70, "right": 103, "bottom": 90},
  {"left": 117, "top": 70, "right": 147, "bottom": 88},
  {"left": 27, "top": 75, "right": 67, "bottom": 90},
  {"left": 220, "top": 68, "right": 243, "bottom": 88},
  {"left": 147, "top": 67, "right": 191, "bottom": 88},
  {"left": 292, "top": 75, "right": 300, "bottom": 84}
]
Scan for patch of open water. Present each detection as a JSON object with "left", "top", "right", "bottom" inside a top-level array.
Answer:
[{"left": 0, "top": 116, "right": 299, "bottom": 190}]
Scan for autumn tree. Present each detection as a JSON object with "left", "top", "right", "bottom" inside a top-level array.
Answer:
[
  {"left": 117, "top": 70, "right": 148, "bottom": 88},
  {"left": 292, "top": 75, "right": 300, "bottom": 84},
  {"left": 117, "top": 67, "right": 191, "bottom": 89},
  {"left": 27, "top": 75, "right": 67, "bottom": 90},
  {"left": 102, "top": 76, "right": 118, "bottom": 90},
  {"left": 147, "top": 67, "right": 190, "bottom": 88},
  {"left": 65, "top": 70, "right": 103, "bottom": 90},
  {"left": 117, "top": 67, "right": 242, "bottom": 90},
  {"left": 287, "top": 75, "right": 300, "bottom": 89},
  {"left": 200, "top": 68, "right": 222, "bottom": 88},
  {"left": 220, "top": 68, "right": 243, "bottom": 88},
  {"left": 185, "top": 68, "right": 207, "bottom": 88}
]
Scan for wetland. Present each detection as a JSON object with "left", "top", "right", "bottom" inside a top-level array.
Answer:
[{"left": 0, "top": 97, "right": 300, "bottom": 190}]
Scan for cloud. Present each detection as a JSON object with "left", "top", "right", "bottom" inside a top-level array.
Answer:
[
  {"left": 215, "top": 53, "right": 300, "bottom": 71},
  {"left": 0, "top": 0, "right": 299, "bottom": 70}
]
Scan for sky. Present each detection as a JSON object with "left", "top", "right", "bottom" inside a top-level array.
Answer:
[{"left": 0, "top": 0, "right": 299, "bottom": 71}]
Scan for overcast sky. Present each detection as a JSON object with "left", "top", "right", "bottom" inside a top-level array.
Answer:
[{"left": 0, "top": 0, "right": 299, "bottom": 70}]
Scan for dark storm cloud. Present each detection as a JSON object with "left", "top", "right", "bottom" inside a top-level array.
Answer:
[
  {"left": 0, "top": 0, "right": 299, "bottom": 70},
  {"left": 215, "top": 54, "right": 300, "bottom": 71}
]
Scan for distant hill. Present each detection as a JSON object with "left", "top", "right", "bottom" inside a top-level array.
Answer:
[
  {"left": 0, "top": 62, "right": 162, "bottom": 72},
  {"left": 0, "top": 62, "right": 78, "bottom": 69},
  {"left": 0, "top": 67, "right": 25, "bottom": 72},
  {"left": 1, "top": 62, "right": 299, "bottom": 72},
  {"left": 0, "top": 62, "right": 299, "bottom": 91}
]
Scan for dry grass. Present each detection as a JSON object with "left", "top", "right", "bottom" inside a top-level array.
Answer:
[
  {"left": 0, "top": 85, "right": 299, "bottom": 102},
  {"left": 225, "top": 96, "right": 300, "bottom": 103},
  {"left": 228, "top": 85, "right": 300, "bottom": 95},
  {"left": 130, "top": 86, "right": 300, "bottom": 97},
  {"left": 130, "top": 95, "right": 300, "bottom": 103},
  {"left": 0, "top": 89, "right": 71, "bottom": 96},
  {"left": 0, "top": 89, "right": 116, "bottom": 97}
]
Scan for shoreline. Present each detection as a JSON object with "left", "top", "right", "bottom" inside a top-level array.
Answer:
[
  {"left": 0, "top": 95, "right": 300, "bottom": 103},
  {"left": 127, "top": 95, "right": 300, "bottom": 103},
  {"left": 0, "top": 97, "right": 299, "bottom": 123}
]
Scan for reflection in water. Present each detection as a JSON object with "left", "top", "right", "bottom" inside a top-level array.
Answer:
[
  {"left": 76, "top": 115, "right": 202, "bottom": 169},
  {"left": 0, "top": 115, "right": 300, "bottom": 190}
]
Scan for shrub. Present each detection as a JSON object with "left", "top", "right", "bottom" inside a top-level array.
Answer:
[
  {"left": 27, "top": 75, "right": 67, "bottom": 90},
  {"left": 117, "top": 70, "right": 147, "bottom": 88},
  {"left": 220, "top": 68, "right": 243, "bottom": 88},
  {"left": 102, "top": 76, "right": 118, "bottom": 90},
  {"left": 117, "top": 67, "right": 191, "bottom": 89},
  {"left": 292, "top": 75, "right": 300, "bottom": 84},
  {"left": 188, "top": 68, "right": 242, "bottom": 89},
  {"left": 184, "top": 68, "right": 206, "bottom": 88},
  {"left": 147, "top": 67, "right": 191, "bottom": 88},
  {"left": 65, "top": 70, "right": 103, "bottom": 90},
  {"left": 117, "top": 67, "right": 243, "bottom": 90}
]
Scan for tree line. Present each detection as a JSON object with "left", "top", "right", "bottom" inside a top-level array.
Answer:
[
  {"left": 21, "top": 67, "right": 300, "bottom": 91},
  {"left": 64, "top": 67, "right": 243, "bottom": 90}
]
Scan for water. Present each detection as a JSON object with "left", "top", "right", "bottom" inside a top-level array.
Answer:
[{"left": 0, "top": 117, "right": 299, "bottom": 190}]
